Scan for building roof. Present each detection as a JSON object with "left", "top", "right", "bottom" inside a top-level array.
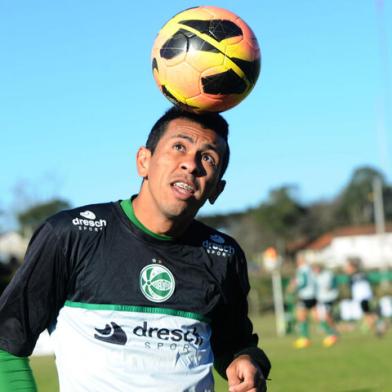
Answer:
[{"left": 305, "top": 224, "right": 392, "bottom": 251}]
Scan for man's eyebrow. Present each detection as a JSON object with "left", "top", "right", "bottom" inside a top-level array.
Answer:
[
  {"left": 170, "top": 133, "right": 220, "bottom": 153},
  {"left": 171, "top": 133, "right": 194, "bottom": 143}
]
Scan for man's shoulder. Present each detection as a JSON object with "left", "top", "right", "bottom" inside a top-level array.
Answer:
[
  {"left": 46, "top": 201, "right": 117, "bottom": 232},
  {"left": 352, "top": 272, "right": 368, "bottom": 283},
  {"left": 191, "top": 219, "right": 244, "bottom": 257}
]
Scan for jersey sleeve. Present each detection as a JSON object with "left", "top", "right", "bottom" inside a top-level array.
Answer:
[
  {"left": 0, "top": 350, "right": 37, "bottom": 391},
  {"left": 211, "top": 247, "right": 271, "bottom": 379},
  {"left": 0, "top": 221, "right": 70, "bottom": 357},
  {"left": 296, "top": 270, "right": 307, "bottom": 290}
]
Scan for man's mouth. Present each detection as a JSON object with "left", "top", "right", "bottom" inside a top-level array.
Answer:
[{"left": 171, "top": 181, "right": 196, "bottom": 197}]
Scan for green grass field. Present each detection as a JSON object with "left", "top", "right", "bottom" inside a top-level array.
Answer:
[{"left": 31, "top": 314, "right": 392, "bottom": 391}]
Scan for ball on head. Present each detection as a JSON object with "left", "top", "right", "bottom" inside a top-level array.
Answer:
[{"left": 151, "top": 6, "right": 261, "bottom": 113}]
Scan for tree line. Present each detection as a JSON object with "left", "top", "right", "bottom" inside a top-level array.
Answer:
[
  {"left": 199, "top": 166, "right": 392, "bottom": 260},
  {"left": 11, "top": 165, "right": 392, "bottom": 262}
]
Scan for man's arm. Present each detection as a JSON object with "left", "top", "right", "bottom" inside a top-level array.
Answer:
[
  {"left": 0, "top": 221, "right": 70, "bottom": 390},
  {"left": 214, "top": 344, "right": 271, "bottom": 384},
  {"left": 0, "top": 350, "right": 37, "bottom": 392},
  {"left": 226, "top": 354, "right": 267, "bottom": 392},
  {"left": 211, "top": 247, "right": 271, "bottom": 391},
  {"left": 215, "top": 346, "right": 270, "bottom": 392},
  {"left": 0, "top": 221, "right": 69, "bottom": 355}
]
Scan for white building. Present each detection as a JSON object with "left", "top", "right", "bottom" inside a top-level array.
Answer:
[
  {"left": 0, "top": 231, "right": 28, "bottom": 262},
  {"left": 299, "top": 225, "right": 392, "bottom": 269}
]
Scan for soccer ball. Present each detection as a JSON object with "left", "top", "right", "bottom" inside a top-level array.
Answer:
[{"left": 151, "top": 6, "right": 261, "bottom": 113}]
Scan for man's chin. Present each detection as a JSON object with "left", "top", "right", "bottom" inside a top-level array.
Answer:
[{"left": 165, "top": 200, "right": 201, "bottom": 220}]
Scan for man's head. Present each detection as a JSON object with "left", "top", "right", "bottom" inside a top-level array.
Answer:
[
  {"left": 145, "top": 106, "right": 230, "bottom": 180},
  {"left": 345, "top": 257, "right": 361, "bottom": 275},
  {"left": 311, "top": 262, "right": 323, "bottom": 274},
  {"left": 135, "top": 107, "right": 230, "bottom": 228}
]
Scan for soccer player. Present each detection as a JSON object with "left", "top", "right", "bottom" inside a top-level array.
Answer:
[
  {"left": 290, "top": 255, "right": 317, "bottom": 348},
  {"left": 0, "top": 107, "right": 270, "bottom": 392},
  {"left": 312, "top": 263, "right": 339, "bottom": 347},
  {"left": 344, "top": 257, "right": 384, "bottom": 336}
]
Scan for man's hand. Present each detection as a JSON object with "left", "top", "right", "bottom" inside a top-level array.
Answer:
[{"left": 226, "top": 354, "right": 267, "bottom": 392}]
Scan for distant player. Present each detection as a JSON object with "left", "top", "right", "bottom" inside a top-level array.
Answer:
[
  {"left": 290, "top": 255, "right": 317, "bottom": 348},
  {"left": 344, "top": 257, "right": 384, "bottom": 336},
  {"left": 0, "top": 107, "right": 270, "bottom": 391},
  {"left": 312, "top": 263, "right": 339, "bottom": 347}
]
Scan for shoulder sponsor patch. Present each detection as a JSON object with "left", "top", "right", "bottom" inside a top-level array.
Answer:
[
  {"left": 203, "top": 234, "right": 235, "bottom": 257},
  {"left": 72, "top": 210, "right": 107, "bottom": 231},
  {"left": 80, "top": 210, "right": 96, "bottom": 220}
]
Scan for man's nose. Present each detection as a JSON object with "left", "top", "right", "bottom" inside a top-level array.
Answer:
[{"left": 180, "top": 154, "right": 204, "bottom": 175}]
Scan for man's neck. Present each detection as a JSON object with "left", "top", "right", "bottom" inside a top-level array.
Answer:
[{"left": 132, "top": 194, "right": 193, "bottom": 238}]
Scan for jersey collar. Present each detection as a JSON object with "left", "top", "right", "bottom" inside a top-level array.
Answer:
[{"left": 120, "top": 197, "right": 174, "bottom": 241}]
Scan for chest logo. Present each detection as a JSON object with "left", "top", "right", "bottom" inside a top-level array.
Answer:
[
  {"left": 94, "top": 321, "right": 127, "bottom": 345},
  {"left": 139, "top": 264, "right": 175, "bottom": 303}
]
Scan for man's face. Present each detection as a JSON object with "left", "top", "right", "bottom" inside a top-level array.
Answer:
[
  {"left": 312, "top": 265, "right": 321, "bottom": 274},
  {"left": 137, "top": 117, "right": 227, "bottom": 221},
  {"left": 344, "top": 263, "right": 355, "bottom": 275}
]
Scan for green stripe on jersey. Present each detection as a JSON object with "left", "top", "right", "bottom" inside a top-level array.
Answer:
[{"left": 64, "top": 301, "right": 210, "bottom": 323}]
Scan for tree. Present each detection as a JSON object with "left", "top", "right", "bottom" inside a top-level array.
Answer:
[
  {"left": 298, "top": 200, "right": 336, "bottom": 240},
  {"left": 200, "top": 166, "right": 392, "bottom": 261},
  {"left": 254, "top": 185, "right": 307, "bottom": 244},
  {"left": 334, "top": 166, "right": 385, "bottom": 226},
  {"left": 17, "top": 198, "right": 71, "bottom": 237},
  {"left": 383, "top": 186, "right": 392, "bottom": 222}
]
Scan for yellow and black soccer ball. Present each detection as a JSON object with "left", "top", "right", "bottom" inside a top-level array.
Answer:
[{"left": 151, "top": 6, "right": 261, "bottom": 113}]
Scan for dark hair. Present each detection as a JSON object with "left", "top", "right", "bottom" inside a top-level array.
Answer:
[
  {"left": 347, "top": 257, "right": 362, "bottom": 270},
  {"left": 146, "top": 106, "right": 230, "bottom": 179}
]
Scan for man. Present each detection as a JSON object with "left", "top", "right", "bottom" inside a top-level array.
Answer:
[
  {"left": 0, "top": 107, "right": 270, "bottom": 391},
  {"left": 312, "top": 263, "right": 339, "bottom": 347},
  {"left": 344, "top": 257, "right": 384, "bottom": 336},
  {"left": 289, "top": 255, "right": 317, "bottom": 348}
]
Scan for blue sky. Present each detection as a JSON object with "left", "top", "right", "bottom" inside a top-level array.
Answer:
[{"left": 1, "top": 1, "right": 391, "bottom": 227}]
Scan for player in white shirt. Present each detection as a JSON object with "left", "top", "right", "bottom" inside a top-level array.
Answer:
[
  {"left": 312, "top": 263, "right": 339, "bottom": 347},
  {"left": 344, "top": 257, "right": 385, "bottom": 336},
  {"left": 289, "top": 256, "right": 317, "bottom": 348}
]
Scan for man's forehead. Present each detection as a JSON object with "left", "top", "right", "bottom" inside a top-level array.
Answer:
[{"left": 165, "top": 118, "right": 226, "bottom": 147}]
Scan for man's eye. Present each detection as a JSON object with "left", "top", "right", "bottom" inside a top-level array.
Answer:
[
  {"left": 173, "top": 143, "right": 185, "bottom": 151},
  {"left": 202, "top": 154, "right": 216, "bottom": 167}
]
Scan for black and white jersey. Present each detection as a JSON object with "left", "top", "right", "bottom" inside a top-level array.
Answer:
[
  {"left": 349, "top": 272, "right": 373, "bottom": 302},
  {"left": 0, "top": 201, "right": 263, "bottom": 392}
]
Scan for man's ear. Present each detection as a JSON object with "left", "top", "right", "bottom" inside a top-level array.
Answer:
[
  {"left": 136, "top": 147, "right": 152, "bottom": 178},
  {"left": 208, "top": 180, "right": 226, "bottom": 205}
]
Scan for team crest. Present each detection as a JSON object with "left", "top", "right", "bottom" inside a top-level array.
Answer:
[{"left": 139, "top": 264, "right": 175, "bottom": 303}]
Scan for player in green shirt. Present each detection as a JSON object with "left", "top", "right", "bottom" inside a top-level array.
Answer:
[{"left": 0, "top": 107, "right": 270, "bottom": 391}]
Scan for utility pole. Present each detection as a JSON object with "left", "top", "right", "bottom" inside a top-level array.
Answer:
[
  {"left": 373, "top": 177, "right": 389, "bottom": 287},
  {"left": 263, "top": 247, "right": 286, "bottom": 337},
  {"left": 373, "top": 177, "right": 385, "bottom": 234}
]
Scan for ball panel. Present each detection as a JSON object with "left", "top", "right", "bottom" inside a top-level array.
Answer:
[
  {"left": 186, "top": 93, "right": 240, "bottom": 113},
  {"left": 152, "top": 65, "right": 162, "bottom": 89},
  {"left": 202, "top": 6, "right": 242, "bottom": 21},
  {"left": 179, "top": 19, "right": 242, "bottom": 42},
  {"left": 186, "top": 51, "right": 225, "bottom": 72},
  {"left": 152, "top": 58, "right": 158, "bottom": 72},
  {"left": 165, "top": 61, "right": 201, "bottom": 98},
  {"left": 187, "top": 31, "right": 220, "bottom": 54},
  {"left": 162, "top": 85, "right": 200, "bottom": 112},
  {"left": 219, "top": 34, "right": 244, "bottom": 46},
  {"left": 229, "top": 56, "right": 261, "bottom": 85},
  {"left": 171, "top": 7, "right": 217, "bottom": 23},
  {"left": 201, "top": 68, "right": 247, "bottom": 95},
  {"left": 159, "top": 30, "right": 188, "bottom": 60},
  {"left": 225, "top": 39, "right": 259, "bottom": 62}
]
